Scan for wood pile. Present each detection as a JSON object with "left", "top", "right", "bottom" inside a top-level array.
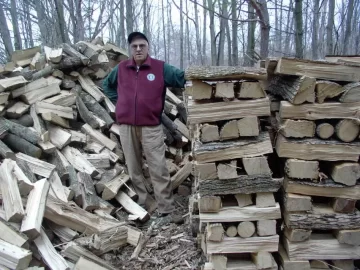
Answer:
[
  {"left": 0, "top": 39, "right": 191, "bottom": 269},
  {"left": 267, "top": 57, "right": 360, "bottom": 270},
  {"left": 185, "top": 66, "right": 282, "bottom": 270}
]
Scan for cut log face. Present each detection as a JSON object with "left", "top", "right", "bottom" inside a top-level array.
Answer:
[
  {"left": 237, "top": 221, "right": 255, "bottom": 238},
  {"left": 330, "top": 162, "right": 360, "bottom": 186},
  {"left": 200, "top": 124, "right": 219, "bottom": 142},
  {"left": 339, "top": 82, "right": 360, "bottom": 102},
  {"left": 74, "top": 257, "right": 109, "bottom": 270},
  {"left": 219, "top": 120, "right": 239, "bottom": 140},
  {"left": 0, "top": 76, "right": 27, "bottom": 92},
  {"left": 225, "top": 226, "right": 238, "bottom": 237},
  {"left": 315, "top": 81, "right": 344, "bottom": 103},
  {"left": 211, "top": 255, "right": 227, "bottom": 270},
  {"left": 195, "top": 163, "right": 217, "bottom": 180},
  {"left": 256, "top": 193, "right": 276, "bottom": 208},
  {"left": 243, "top": 157, "right": 271, "bottom": 176},
  {"left": 217, "top": 161, "right": 238, "bottom": 179},
  {"left": 251, "top": 251, "right": 275, "bottom": 270},
  {"left": 234, "top": 193, "right": 253, "bottom": 208},
  {"left": 335, "top": 119, "right": 359, "bottom": 142},
  {"left": 115, "top": 191, "right": 149, "bottom": 221},
  {"left": 199, "top": 196, "right": 222, "bottom": 213},
  {"left": 268, "top": 75, "right": 316, "bottom": 104},
  {"left": 215, "top": 82, "right": 234, "bottom": 99},
  {"left": 283, "top": 227, "right": 312, "bottom": 242},
  {"left": 331, "top": 260, "right": 355, "bottom": 270},
  {"left": 47, "top": 124, "right": 71, "bottom": 149},
  {"left": 6, "top": 101, "right": 30, "bottom": 119},
  {"left": 0, "top": 239, "right": 32, "bottom": 270},
  {"left": 285, "top": 159, "right": 319, "bottom": 180},
  {"left": 332, "top": 198, "right": 356, "bottom": 213},
  {"left": 0, "top": 217, "right": 28, "bottom": 247},
  {"left": 257, "top": 220, "right": 276, "bottom": 236},
  {"left": 190, "top": 80, "right": 213, "bottom": 100},
  {"left": 334, "top": 229, "right": 360, "bottom": 246},
  {"left": 316, "top": 123, "right": 335, "bottom": 139},
  {"left": 0, "top": 92, "right": 9, "bottom": 105},
  {"left": 237, "top": 116, "right": 260, "bottom": 137},
  {"left": 62, "top": 146, "right": 99, "bottom": 177},
  {"left": 238, "top": 82, "right": 266, "bottom": 99},
  {"left": 280, "top": 119, "right": 315, "bottom": 138},
  {"left": 206, "top": 223, "right": 224, "bottom": 242},
  {"left": 284, "top": 193, "right": 312, "bottom": 212}
]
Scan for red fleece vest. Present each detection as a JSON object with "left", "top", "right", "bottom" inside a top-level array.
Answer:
[{"left": 116, "top": 56, "right": 165, "bottom": 126}]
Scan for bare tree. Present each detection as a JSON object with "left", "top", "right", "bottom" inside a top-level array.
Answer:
[
  {"left": 217, "top": 0, "right": 227, "bottom": 65},
  {"left": 202, "top": 0, "right": 207, "bottom": 64},
  {"left": 194, "top": 0, "right": 203, "bottom": 64},
  {"left": 0, "top": 2, "right": 14, "bottom": 58},
  {"left": 294, "top": 0, "right": 303, "bottom": 58},
  {"left": 208, "top": 0, "right": 216, "bottom": 65},
  {"left": 162, "top": 0, "right": 167, "bottom": 62},
  {"left": 244, "top": 2, "right": 256, "bottom": 66},
  {"left": 126, "top": 0, "right": 134, "bottom": 35},
  {"left": 343, "top": 0, "right": 354, "bottom": 54},
  {"left": 231, "top": 0, "right": 238, "bottom": 65},
  {"left": 284, "top": 0, "right": 293, "bottom": 55},
  {"left": 10, "top": 0, "right": 22, "bottom": 50},
  {"left": 312, "top": 0, "right": 319, "bottom": 59}
]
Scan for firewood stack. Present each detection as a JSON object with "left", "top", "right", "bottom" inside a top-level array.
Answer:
[
  {"left": 0, "top": 39, "right": 190, "bottom": 269},
  {"left": 267, "top": 57, "right": 360, "bottom": 270},
  {"left": 185, "top": 66, "right": 283, "bottom": 270}
]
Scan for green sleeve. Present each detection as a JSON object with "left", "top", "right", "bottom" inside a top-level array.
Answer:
[
  {"left": 163, "top": 63, "right": 185, "bottom": 88},
  {"left": 102, "top": 65, "right": 118, "bottom": 102}
]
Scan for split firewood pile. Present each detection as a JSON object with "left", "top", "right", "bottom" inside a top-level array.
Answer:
[
  {"left": 0, "top": 40, "right": 192, "bottom": 270},
  {"left": 185, "top": 66, "right": 283, "bottom": 270},
  {"left": 266, "top": 56, "right": 360, "bottom": 269}
]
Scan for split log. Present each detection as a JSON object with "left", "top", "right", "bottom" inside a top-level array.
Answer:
[
  {"left": 225, "top": 226, "right": 238, "bottom": 237},
  {"left": 76, "top": 172, "right": 100, "bottom": 211},
  {"left": 44, "top": 46, "right": 63, "bottom": 63},
  {"left": 339, "top": 82, "right": 360, "bottom": 102},
  {"left": 330, "top": 162, "right": 360, "bottom": 186},
  {"left": 61, "top": 43, "right": 89, "bottom": 65},
  {"left": 78, "top": 91, "right": 114, "bottom": 127},
  {"left": 11, "top": 114, "right": 34, "bottom": 127},
  {"left": 284, "top": 204, "right": 360, "bottom": 230},
  {"left": 185, "top": 66, "right": 267, "bottom": 81},
  {"left": 0, "top": 139, "right": 15, "bottom": 159},
  {"left": 0, "top": 117, "right": 40, "bottom": 144},
  {"left": 12, "top": 46, "right": 41, "bottom": 66},
  {"left": 194, "top": 162, "right": 217, "bottom": 180},
  {"left": 30, "top": 106, "right": 49, "bottom": 142},
  {"left": 35, "top": 101, "right": 74, "bottom": 120},
  {"left": 6, "top": 101, "right": 30, "bottom": 119},
  {"left": 268, "top": 75, "right": 316, "bottom": 104},
  {"left": 33, "top": 228, "right": 70, "bottom": 270},
  {"left": 49, "top": 149, "right": 70, "bottom": 181},
  {"left": 95, "top": 164, "right": 124, "bottom": 193},
  {"left": 67, "top": 165, "right": 80, "bottom": 203},
  {"left": 0, "top": 76, "right": 27, "bottom": 92},
  {"left": 174, "top": 118, "right": 190, "bottom": 139},
  {"left": 100, "top": 148, "right": 119, "bottom": 163},
  {"left": 256, "top": 193, "right": 276, "bottom": 208},
  {"left": 11, "top": 77, "right": 58, "bottom": 98},
  {"left": 189, "top": 80, "right": 212, "bottom": 100},
  {"left": 243, "top": 157, "right": 271, "bottom": 175},
  {"left": 210, "top": 255, "right": 227, "bottom": 270},
  {"left": 84, "top": 140, "right": 105, "bottom": 153},
  {"left": 69, "top": 130, "right": 87, "bottom": 144},
  {"left": 199, "top": 175, "right": 282, "bottom": 196},
  {"left": 43, "top": 91, "right": 76, "bottom": 107},
  {"left": 199, "top": 196, "right": 222, "bottom": 213},
  {"left": 11, "top": 160, "right": 34, "bottom": 196},
  {"left": 115, "top": 191, "right": 149, "bottom": 221},
  {"left": 20, "top": 179, "right": 50, "bottom": 240},
  {"left": 334, "top": 229, "right": 360, "bottom": 246},
  {"left": 284, "top": 193, "right": 312, "bottom": 212},
  {"left": 0, "top": 159, "right": 25, "bottom": 222},
  {"left": 61, "top": 79, "right": 76, "bottom": 89},
  {"left": 215, "top": 82, "right": 234, "bottom": 99},
  {"left": 316, "top": 81, "right": 344, "bottom": 103},
  {"left": 0, "top": 217, "right": 28, "bottom": 247},
  {"left": 277, "top": 117, "right": 315, "bottom": 138},
  {"left": 52, "top": 69, "right": 64, "bottom": 79},
  {"left": 335, "top": 119, "right": 359, "bottom": 142},
  {"left": 17, "top": 158, "right": 37, "bottom": 183},
  {"left": 47, "top": 220, "right": 79, "bottom": 243},
  {"left": 276, "top": 134, "right": 360, "bottom": 162},
  {"left": 16, "top": 153, "right": 56, "bottom": 178},
  {"left": 48, "top": 172, "right": 69, "bottom": 203},
  {"left": 332, "top": 198, "right": 356, "bottom": 213},
  {"left": 275, "top": 57, "right": 360, "bottom": 82},
  {"left": 285, "top": 159, "right": 319, "bottom": 179},
  {"left": 278, "top": 244, "right": 311, "bottom": 270},
  {"left": 219, "top": 120, "right": 239, "bottom": 140},
  {"left": 235, "top": 194, "right": 253, "bottom": 208},
  {"left": 45, "top": 196, "right": 122, "bottom": 235},
  {"left": 283, "top": 227, "right": 312, "bottom": 242},
  {"left": 0, "top": 239, "right": 32, "bottom": 269},
  {"left": 52, "top": 56, "right": 83, "bottom": 70},
  {"left": 62, "top": 146, "right": 99, "bottom": 177},
  {"left": 332, "top": 260, "right": 354, "bottom": 270},
  {"left": 187, "top": 97, "right": 270, "bottom": 124},
  {"left": 238, "top": 81, "right": 266, "bottom": 99},
  {"left": 81, "top": 124, "right": 116, "bottom": 150},
  {"left": 78, "top": 75, "right": 105, "bottom": 102},
  {"left": 316, "top": 123, "right": 335, "bottom": 139},
  {"left": 237, "top": 221, "right": 255, "bottom": 238},
  {"left": 194, "top": 131, "right": 273, "bottom": 163},
  {"left": 200, "top": 124, "right": 219, "bottom": 142},
  {"left": 103, "top": 96, "right": 116, "bottom": 115},
  {"left": 206, "top": 223, "right": 224, "bottom": 242},
  {"left": 84, "top": 153, "right": 110, "bottom": 169},
  {"left": 237, "top": 116, "right": 260, "bottom": 137},
  {"left": 217, "top": 161, "right": 237, "bottom": 179},
  {"left": 76, "top": 96, "right": 99, "bottom": 128},
  {"left": 257, "top": 220, "right": 276, "bottom": 236},
  {"left": 3, "top": 133, "right": 42, "bottom": 158},
  {"left": 171, "top": 162, "right": 193, "bottom": 190},
  {"left": 42, "top": 112, "right": 70, "bottom": 129},
  {"left": 74, "top": 257, "right": 108, "bottom": 270},
  {"left": 251, "top": 252, "right": 275, "bottom": 270},
  {"left": 22, "top": 80, "right": 61, "bottom": 105},
  {"left": 0, "top": 92, "right": 9, "bottom": 104},
  {"left": 0, "top": 121, "right": 8, "bottom": 138},
  {"left": 102, "top": 172, "right": 129, "bottom": 200},
  {"left": 47, "top": 124, "right": 71, "bottom": 149}
]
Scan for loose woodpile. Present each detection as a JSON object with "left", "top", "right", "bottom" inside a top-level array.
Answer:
[
  {"left": 268, "top": 57, "right": 360, "bottom": 270},
  {"left": 185, "top": 66, "right": 282, "bottom": 270},
  {"left": 0, "top": 39, "right": 191, "bottom": 269}
]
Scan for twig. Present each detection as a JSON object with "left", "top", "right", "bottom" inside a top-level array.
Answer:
[{"left": 130, "top": 221, "right": 155, "bottom": 260}]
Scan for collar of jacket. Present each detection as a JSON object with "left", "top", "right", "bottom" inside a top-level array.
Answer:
[{"left": 126, "top": 55, "right": 151, "bottom": 69}]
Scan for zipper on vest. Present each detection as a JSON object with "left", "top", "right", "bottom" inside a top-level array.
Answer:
[{"left": 135, "top": 68, "right": 139, "bottom": 125}]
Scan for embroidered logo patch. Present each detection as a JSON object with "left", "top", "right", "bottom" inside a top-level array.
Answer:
[{"left": 147, "top": 73, "right": 155, "bottom": 81}]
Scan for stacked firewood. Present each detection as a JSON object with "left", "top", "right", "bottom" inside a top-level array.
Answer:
[
  {"left": 185, "top": 66, "right": 282, "bottom": 270},
  {"left": 267, "top": 57, "right": 360, "bottom": 270},
  {"left": 0, "top": 40, "right": 190, "bottom": 269}
]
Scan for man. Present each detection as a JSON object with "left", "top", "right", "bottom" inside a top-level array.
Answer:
[{"left": 102, "top": 32, "right": 185, "bottom": 224}]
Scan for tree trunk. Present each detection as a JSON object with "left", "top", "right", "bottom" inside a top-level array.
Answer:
[
  {"left": 244, "top": 3, "right": 256, "bottom": 66},
  {"left": 208, "top": 0, "right": 217, "bottom": 65},
  {"left": 0, "top": 3, "right": 13, "bottom": 58},
  {"left": 180, "top": 0, "right": 184, "bottom": 69},
  {"left": 217, "top": 0, "right": 227, "bottom": 66},
  {"left": 343, "top": 0, "right": 354, "bottom": 54},
  {"left": 226, "top": 19, "right": 232, "bottom": 66},
  {"left": 126, "top": 0, "right": 134, "bottom": 35},
  {"left": 194, "top": 0, "right": 202, "bottom": 64},
  {"left": 326, "top": 0, "right": 335, "bottom": 55},
  {"left": 303, "top": 0, "right": 309, "bottom": 57},
  {"left": 250, "top": 0, "right": 270, "bottom": 59},
  {"left": 167, "top": 0, "right": 171, "bottom": 62},
  {"left": 10, "top": 0, "right": 22, "bottom": 50},
  {"left": 279, "top": 0, "right": 283, "bottom": 54},
  {"left": 55, "top": 0, "right": 70, "bottom": 43},
  {"left": 34, "top": 0, "right": 48, "bottom": 45},
  {"left": 24, "top": 0, "right": 34, "bottom": 47},
  {"left": 162, "top": 0, "right": 167, "bottom": 62},
  {"left": 202, "top": 0, "right": 207, "bottom": 64},
  {"left": 231, "top": 0, "right": 238, "bottom": 65},
  {"left": 294, "top": 0, "right": 303, "bottom": 58},
  {"left": 312, "top": 0, "right": 320, "bottom": 59},
  {"left": 185, "top": 0, "right": 190, "bottom": 65}
]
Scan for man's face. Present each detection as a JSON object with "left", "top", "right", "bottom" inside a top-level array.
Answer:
[{"left": 130, "top": 38, "right": 149, "bottom": 63}]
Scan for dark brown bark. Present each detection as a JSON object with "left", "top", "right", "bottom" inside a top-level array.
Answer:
[{"left": 3, "top": 133, "right": 42, "bottom": 158}]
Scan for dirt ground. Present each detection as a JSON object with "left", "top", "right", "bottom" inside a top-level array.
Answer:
[{"left": 104, "top": 193, "right": 204, "bottom": 270}]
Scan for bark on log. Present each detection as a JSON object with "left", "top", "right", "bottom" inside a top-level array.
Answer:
[
  {"left": 52, "top": 56, "right": 83, "bottom": 70},
  {"left": 76, "top": 96, "right": 99, "bottom": 129},
  {"left": 0, "top": 117, "right": 40, "bottom": 144},
  {"left": 0, "top": 139, "right": 15, "bottom": 159},
  {"left": 11, "top": 114, "right": 34, "bottom": 127},
  {"left": 335, "top": 119, "right": 359, "bottom": 142},
  {"left": 315, "top": 81, "right": 344, "bottom": 103},
  {"left": 339, "top": 82, "right": 360, "bottom": 102},
  {"left": 17, "top": 158, "right": 37, "bottom": 183},
  {"left": 316, "top": 123, "right": 335, "bottom": 139},
  {"left": 32, "top": 66, "right": 54, "bottom": 81},
  {"left": 199, "top": 175, "right": 282, "bottom": 196},
  {"left": 61, "top": 43, "right": 90, "bottom": 65},
  {"left": 3, "top": 133, "right": 42, "bottom": 158}
]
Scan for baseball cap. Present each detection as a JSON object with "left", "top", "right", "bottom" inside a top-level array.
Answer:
[{"left": 128, "top": 32, "right": 148, "bottom": 44}]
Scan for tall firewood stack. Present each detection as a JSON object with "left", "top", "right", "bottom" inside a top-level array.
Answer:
[
  {"left": 266, "top": 57, "right": 360, "bottom": 270},
  {"left": 185, "top": 66, "right": 283, "bottom": 270},
  {"left": 0, "top": 38, "right": 190, "bottom": 269}
]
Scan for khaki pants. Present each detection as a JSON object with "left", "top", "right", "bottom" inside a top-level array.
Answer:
[{"left": 119, "top": 124, "right": 175, "bottom": 214}]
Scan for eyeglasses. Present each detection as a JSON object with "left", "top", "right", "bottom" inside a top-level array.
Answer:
[{"left": 131, "top": 44, "right": 147, "bottom": 50}]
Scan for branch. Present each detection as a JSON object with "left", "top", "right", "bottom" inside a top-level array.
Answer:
[{"left": 171, "top": 0, "right": 197, "bottom": 27}]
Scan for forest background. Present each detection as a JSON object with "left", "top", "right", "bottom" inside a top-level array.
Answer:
[{"left": 0, "top": 0, "right": 359, "bottom": 68}]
